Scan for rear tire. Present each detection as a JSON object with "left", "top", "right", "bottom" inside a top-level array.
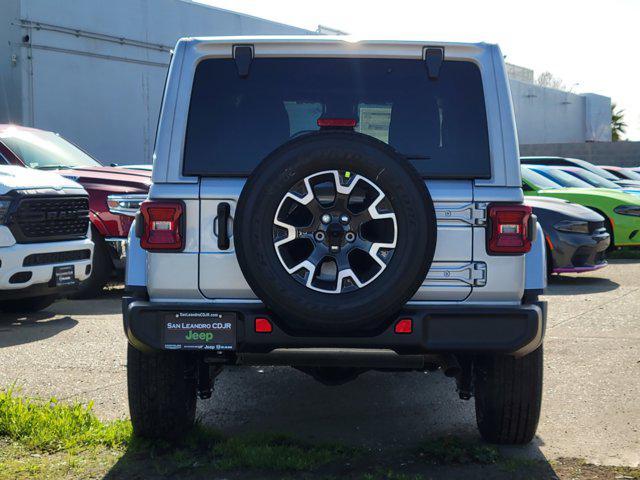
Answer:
[
  {"left": 70, "top": 226, "right": 112, "bottom": 299},
  {"left": 0, "top": 295, "right": 56, "bottom": 313},
  {"left": 127, "top": 345, "right": 197, "bottom": 439},
  {"left": 474, "top": 346, "right": 543, "bottom": 444}
]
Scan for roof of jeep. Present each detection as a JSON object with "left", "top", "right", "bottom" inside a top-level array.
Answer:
[{"left": 178, "top": 35, "right": 494, "bottom": 52}]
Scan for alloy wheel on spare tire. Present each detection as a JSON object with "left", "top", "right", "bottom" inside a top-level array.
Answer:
[{"left": 234, "top": 132, "right": 437, "bottom": 334}]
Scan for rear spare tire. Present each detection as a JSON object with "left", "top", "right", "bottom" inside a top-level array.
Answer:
[{"left": 234, "top": 132, "right": 437, "bottom": 333}]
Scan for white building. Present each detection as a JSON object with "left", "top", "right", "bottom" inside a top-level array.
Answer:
[
  {"left": 0, "top": 0, "right": 312, "bottom": 165},
  {"left": 507, "top": 65, "right": 611, "bottom": 144}
]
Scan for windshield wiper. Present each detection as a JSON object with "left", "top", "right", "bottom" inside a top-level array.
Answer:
[{"left": 37, "top": 165, "right": 75, "bottom": 170}]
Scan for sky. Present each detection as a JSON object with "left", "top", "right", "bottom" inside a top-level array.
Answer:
[{"left": 198, "top": 0, "right": 640, "bottom": 141}]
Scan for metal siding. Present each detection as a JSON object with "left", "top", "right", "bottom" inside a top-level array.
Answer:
[{"left": 10, "top": 0, "right": 311, "bottom": 166}]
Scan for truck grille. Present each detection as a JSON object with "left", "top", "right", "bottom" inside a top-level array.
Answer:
[{"left": 11, "top": 196, "right": 90, "bottom": 243}]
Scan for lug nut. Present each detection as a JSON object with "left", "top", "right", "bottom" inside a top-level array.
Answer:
[
  {"left": 340, "top": 214, "right": 350, "bottom": 224},
  {"left": 321, "top": 214, "right": 332, "bottom": 224},
  {"left": 314, "top": 231, "right": 326, "bottom": 241},
  {"left": 345, "top": 232, "right": 356, "bottom": 242}
]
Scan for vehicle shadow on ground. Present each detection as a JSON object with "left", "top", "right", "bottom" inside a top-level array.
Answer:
[
  {"left": 0, "top": 311, "right": 77, "bottom": 348},
  {"left": 53, "top": 287, "right": 124, "bottom": 316},
  {"left": 104, "top": 367, "right": 558, "bottom": 479},
  {"left": 545, "top": 274, "right": 619, "bottom": 295}
]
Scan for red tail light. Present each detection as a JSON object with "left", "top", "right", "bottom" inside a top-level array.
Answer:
[
  {"left": 317, "top": 118, "right": 357, "bottom": 128},
  {"left": 254, "top": 318, "right": 273, "bottom": 333},
  {"left": 139, "top": 200, "right": 184, "bottom": 251},
  {"left": 487, "top": 204, "right": 532, "bottom": 254},
  {"left": 394, "top": 318, "right": 413, "bottom": 334}
]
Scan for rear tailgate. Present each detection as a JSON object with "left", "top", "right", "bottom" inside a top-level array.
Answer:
[{"left": 198, "top": 178, "right": 480, "bottom": 302}]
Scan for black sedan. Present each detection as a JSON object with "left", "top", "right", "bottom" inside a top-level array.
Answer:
[{"left": 525, "top": 196, "right": 610, "bottom": 275}]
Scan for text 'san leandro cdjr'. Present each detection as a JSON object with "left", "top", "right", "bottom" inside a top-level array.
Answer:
[{"left": 123, "top": 37, "right": 548, "bottom": 444}]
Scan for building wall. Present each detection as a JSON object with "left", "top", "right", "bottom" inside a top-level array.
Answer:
[
  {"left": 0, "top": 0, "right": 23, "bottom": 126},
  {"left": 509, "top": 79, "right": 611, "bottom": 145},
  {"left": 1, "top": 0, "right": 311, "bottom": 165},
  {"left": 520, "top": 142, "right": 640, "bottom": 167}
]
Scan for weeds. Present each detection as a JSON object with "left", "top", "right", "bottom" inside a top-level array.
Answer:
[
  {"left": 0, "top": 387, "right": 131, "bottom": 452},
  {"left": 417, "top": 436, "right": 499, "bottom": 465}
]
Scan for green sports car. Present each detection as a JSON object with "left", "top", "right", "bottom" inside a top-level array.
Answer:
[{"left": 522, "top": 166, "right": 640, "bottom": 247}]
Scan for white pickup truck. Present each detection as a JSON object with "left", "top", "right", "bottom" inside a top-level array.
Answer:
[{"left": 0, "top": 165, "right": 93, "bottom": 312}]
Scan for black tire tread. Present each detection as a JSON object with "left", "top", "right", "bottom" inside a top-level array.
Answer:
[
  {"left": 70, "top": 227, "right": 112, "bottom": 299},
  {"left": 474, "top": 346, "right": 543, "bottom": 444},
  {"left": 127, "top": 345, "right": 197, "bottom": 439}
]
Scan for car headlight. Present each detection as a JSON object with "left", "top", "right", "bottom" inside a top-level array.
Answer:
[
  {"left": 614, "top": 205, "right": 640, "bottom": 216},
  {"left": 553, "top": 220, "right": 590, "bottom": 234},
  {"left": 107, "top": 194, "right": 147, "bottom": 217},
  {"left": 0, "top": 199, "right": 11, "bottom": 224}
]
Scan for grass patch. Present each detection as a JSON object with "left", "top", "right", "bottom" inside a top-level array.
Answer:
[
  {"left": 211, "top": 432, "right": 350, "bottom": 471},
  {"left": 0, "top": 388, "right": 351, "bottom": 477},
  {"left": 417, "top": 436, "right": 499, "bottom": 465},
  {"left": 3, "top": 388, "right": 639, "bottom": 479},
  {"left": 0, "top": 440, "right": 120, "bottom": 480},
  {"left": 0, "top": 387, "right": 131, "bottom": 452}
]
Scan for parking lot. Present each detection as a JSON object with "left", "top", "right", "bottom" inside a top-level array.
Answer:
[{"left": 0, "top": 259, "right": 638, "bottom": 468}]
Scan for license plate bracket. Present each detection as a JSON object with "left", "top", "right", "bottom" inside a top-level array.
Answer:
[
  {"left": 53, "top": 265, "right": 76, "bottom": 286},
  {"left": 162, "top": 311, "right": 237, "bottom": 351}
]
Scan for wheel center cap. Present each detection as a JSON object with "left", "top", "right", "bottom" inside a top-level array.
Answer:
[{"left": 326, "top": 222, "right": 346, "bottom": 248}]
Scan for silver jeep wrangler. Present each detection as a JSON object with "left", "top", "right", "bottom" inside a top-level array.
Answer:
[{"left": 123, "top": 36, "right": 547, "bottom": 444}]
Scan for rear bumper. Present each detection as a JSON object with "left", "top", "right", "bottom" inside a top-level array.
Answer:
[{"left": 123, "top": 298, "right": 546, "bottom": 358}]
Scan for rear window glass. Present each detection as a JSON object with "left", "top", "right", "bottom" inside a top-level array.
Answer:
[{"left": 183, "top": 57, "right": 490, "bottom": 178}]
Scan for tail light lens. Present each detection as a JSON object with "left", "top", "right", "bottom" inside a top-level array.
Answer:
[
  {"left": 317, "top": 118, "right": 357, "bottom": 128},
  {"left": 139, "top": 200, "right": 184, "bottom": 251},
  {"left": 487, "top": 204, "right": 533, "bottom": 254}
]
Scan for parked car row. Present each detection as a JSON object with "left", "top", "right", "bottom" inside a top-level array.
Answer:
[
  {"left": 521, "top": 156, "right": 640, "bottom": 275},
  {"left": 0, "top": 125, "right": 151, "bottom": 296}
]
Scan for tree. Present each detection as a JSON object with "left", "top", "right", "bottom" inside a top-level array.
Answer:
[
  {"left": 611, "top": 102, "right": 627, "bottom": 141},
  {"left": 535, "top": 71, "right": 566, "bottom": 91}
]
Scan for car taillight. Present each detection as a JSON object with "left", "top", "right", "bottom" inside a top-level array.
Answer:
[
  {"left": 139, "top": 200, "right": 184, "bottom": 251},
  {"left": 487, "top": 204, "right": 533, "bottom": 254},
  {"left": 317, "top": 118, "right": 357, "bottom": 128}
]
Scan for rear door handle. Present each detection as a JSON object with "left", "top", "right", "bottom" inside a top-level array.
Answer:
[{"left": 217, "top": 202, "right": 230, "bottom": 250}]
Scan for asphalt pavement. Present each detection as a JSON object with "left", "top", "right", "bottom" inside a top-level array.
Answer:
[{"left": 0, "top": 259, "right": 638, "bottom": 467}]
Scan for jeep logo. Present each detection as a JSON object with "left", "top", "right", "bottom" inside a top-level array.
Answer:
[{"left": 185, "top": 330, "right": 213, "bottom": 342}]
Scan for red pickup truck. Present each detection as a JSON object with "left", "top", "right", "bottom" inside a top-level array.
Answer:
[{"left": 0, "top": 124, "right": 151, "bottom": 296}]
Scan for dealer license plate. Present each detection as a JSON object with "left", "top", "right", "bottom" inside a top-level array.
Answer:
[
  {"left": 53, "top": 265, "right": 76, "bottom": 286},
  {"left": 162, "top": 311, "right": 237, "bottom": 351}
]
